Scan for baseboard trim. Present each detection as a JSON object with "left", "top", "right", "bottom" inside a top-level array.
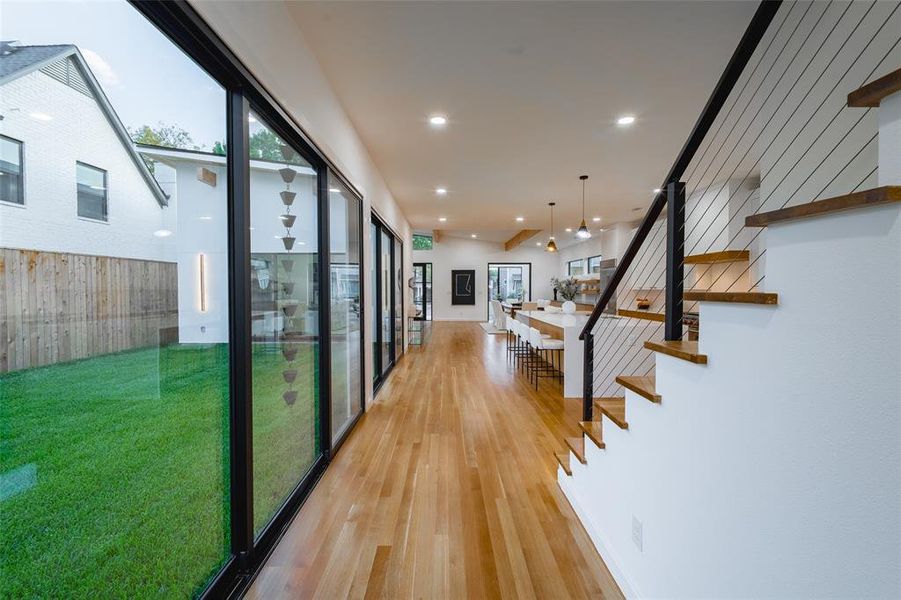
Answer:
[{"left": 558, "top": 472, "right": 640, "bottom": 599}]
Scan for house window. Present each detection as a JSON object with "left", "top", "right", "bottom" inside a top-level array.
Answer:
[
  {"left": 567, "top": 259, "right": 584, "bottom": 276},
  {"left": 412, "top": 233, "right": 433, "bottom": 250},
  {"left": 0, "top": 135, "right": 24, "bottom": 205},
  {"left": 76, "top": 162, "right": 108, "bottom": 221},
  {"left": 588, "top": 255, "right": 602, "bottom": 274}
]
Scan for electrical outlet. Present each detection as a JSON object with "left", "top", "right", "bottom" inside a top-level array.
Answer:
[{"left": 632, "top": 515, "right": 643, "bottom": 552}]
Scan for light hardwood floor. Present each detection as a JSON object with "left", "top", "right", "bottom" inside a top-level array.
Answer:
[{"left": 247, "top": 322, "right": 622, "bottom": 599}]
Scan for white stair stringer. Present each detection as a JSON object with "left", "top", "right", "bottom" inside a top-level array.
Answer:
[{"left": 560, "top": 202, "right": 901, "bottom": 599}]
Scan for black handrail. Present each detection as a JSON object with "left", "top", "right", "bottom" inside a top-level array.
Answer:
[{"left": 579, "top": 0, "right": 783, "bottom": 341}]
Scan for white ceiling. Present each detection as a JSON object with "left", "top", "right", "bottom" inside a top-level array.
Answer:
[{"left": 288, "top": 1, "right": 758, "bottom": 239}]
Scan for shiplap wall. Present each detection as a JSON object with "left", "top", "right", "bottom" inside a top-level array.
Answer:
[{"left": 0, "top": 248, "right": 178, "bottom": 373}]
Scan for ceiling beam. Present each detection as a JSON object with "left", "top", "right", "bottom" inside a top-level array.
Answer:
[
  {"left": 432, "top": 229, "right": 443, "bottom": 243},
  {"left": 504, "top": 229, "right": 542, "bottom": 251}
]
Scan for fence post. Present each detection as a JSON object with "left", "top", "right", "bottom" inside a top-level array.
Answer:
[
  {"left": 582, "top": 332, "right": 594, "bottom": 422},
  {"left": 665, "top": 181, "right": 686, "bottom": 341}
]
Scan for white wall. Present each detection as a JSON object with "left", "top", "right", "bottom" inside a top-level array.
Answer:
[
  {"left": 191, "top": 0, "right": 413, "bottom": 404},
  {"left": 0, "top": 70, "right": 172, "bottom": 262},
  {"left": 412, "top": 235, "right": 559, "bottom": 321},
  {"left": 562, "top": 202, "right": 901, "bottom": 599}
]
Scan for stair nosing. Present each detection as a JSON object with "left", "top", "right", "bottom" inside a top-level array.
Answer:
[
  {"left": 683, "top": 290, "right": 778, "bottom": 305},
  {"left": 684, "top": 250, "right": 750, "bottom": 264},
  {"left": 579, "top": 421, "right": 605, "bottom": 449},
  {"left": 593, "top": 397, "right": 629, "bottom": 430},
  {"left": 615, "top": 375, "right": 661, "bottom": 403},
  {"left": 643, "top": 340, "right": 708, "bottom": 364},
  {"left": 554, "top": 451, "right": 572, "bottom": 476},
  {"left": 565, "top": 437, "right": 587, "bottom": 464}
]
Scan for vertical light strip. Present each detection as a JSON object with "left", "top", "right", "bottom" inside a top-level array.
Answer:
[{"left": 199, "top": 253, "right": 207, "bottom": 312}]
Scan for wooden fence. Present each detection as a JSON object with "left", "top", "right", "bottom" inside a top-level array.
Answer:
[{"left": 0, "top": 248, "right": 178, "bottom": 373}]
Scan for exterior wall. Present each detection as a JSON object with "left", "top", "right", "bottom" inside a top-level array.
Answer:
[
  {"left": 191, "top": 0, "right": 413, "bottom": 405},
  {"left": 412, "top": 235, "right": 559, "bottom": 321},
  {"left": 0, "top": 70, "right": 173, "bottom": 262}
]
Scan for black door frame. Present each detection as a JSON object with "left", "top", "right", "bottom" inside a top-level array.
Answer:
[
  {"left": 371, "top": 211, "right": 403, "bottom": 393},
  {"left": 412, "top": 262, "right": 432, "bottom": 321},
  {"left": 486, "top": 262, "right": 533, "bottom": 320}
]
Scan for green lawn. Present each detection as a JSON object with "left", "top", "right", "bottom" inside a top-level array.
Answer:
[{"left": 0, "top": 343, "right": 319, "bottom": 598}]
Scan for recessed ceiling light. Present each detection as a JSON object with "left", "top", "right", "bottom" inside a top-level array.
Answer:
[
  {"left": 29, "top": 112, "right": 53, "bottom": 121},
  {"left": 617, "top": 115, "right": 635, "bottom": 126},
  {"left": 438, "top": 217, "right": 447, "bottom": 222},
  {"left": 653, "top": 188, "right": 662, "bottom": 194},
  {"left": 153, "top": 229, "right": 172, "bottom": 238},
  {"left": 536, "top": 242, "right": 542, "bottom": 246},
  {"left": 471, "top": 233, "right": 477, "bottom": 238},
  {"left": 329, "top": 187, "right": 341, "bottom": 193},
  {"left": 429, "top": 114, "right": 447, "bottom": 127},
  {"left": 515, "top": 216, "right": 525, "bottom": 222},
  {"left": 565, "top": 227, "right": 573, "bottom": 232},
  {"left": 435, "top": 187, "right": 447, "bottom": 195},
  {"left": 592, "top": 217, "right": 601, "bottom": 222}
]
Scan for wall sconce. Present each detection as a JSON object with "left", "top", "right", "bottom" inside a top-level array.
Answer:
[{"left": 199, "top": 253, "right": 207, "bottom": 312}]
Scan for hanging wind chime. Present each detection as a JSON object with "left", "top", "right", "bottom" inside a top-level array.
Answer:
[{"left": 279, "top": 143, "right": 299, "bottom": 406}]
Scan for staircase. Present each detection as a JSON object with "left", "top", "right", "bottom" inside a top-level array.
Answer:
[{"left": 554, "top": 3, "right": 901, "bottom": 595}]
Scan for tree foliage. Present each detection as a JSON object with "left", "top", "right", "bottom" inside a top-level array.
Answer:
[{"left": 128, "top": 123, "right": 199, "bottom": 150}]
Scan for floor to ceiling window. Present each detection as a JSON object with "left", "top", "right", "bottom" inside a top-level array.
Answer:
[
  {"left": 488, "top": 263, "right": 531, "bottom": 320},
  {"left": 0, "top": 2, "right": 230, "bottom": 596},
  {"left": 247, "top": 110, "right": 321, "bottom": 535},
  {"left": 328, "top": 172, "right": 363, "bottom": 447},
  {"left": 0, "top": 1, "right": 370, "bottom": 597},
  {"left": 371, "top": 213, "right": 402, "bottom": 389}
]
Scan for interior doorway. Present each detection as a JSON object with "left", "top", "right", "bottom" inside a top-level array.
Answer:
[
  {"left": 487, "top": 263, "right": 532, "bottom": 321},
  {"left": 412, "top": 262, "right": 432, "bottom": 321}
]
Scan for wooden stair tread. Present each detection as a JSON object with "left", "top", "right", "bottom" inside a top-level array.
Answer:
[
  {"left": 617, "top": 309, "right": 665, "bottom": 322},
  {"left": 579, "top": 421, "right": 605, "bottom": 449},
  {"left": 565, "top": 437, "right": 587, "bottom": 464},
  {"left": 847, "top": 67, "right": 901, "bottom": 107},
  {"left": 745, "top": 187, "right": 901, "bottom": 227},
  {"left": 684, "top": 250, "right": 749, "bottom": 264},
  {"left": 554, "top": 451, "right": 572, "bottom": 476},
  {"left": 684, "top": 290, "right": 778, "bottom": 305},
  {"left": 615, "top": 375, "right": 661, "bottom": 403},
  {"left": 594, "top": 397, "right": 628, "bottom": 430},
  {"left": 643, "top": 340, "right": 708, "bottom": 364}
]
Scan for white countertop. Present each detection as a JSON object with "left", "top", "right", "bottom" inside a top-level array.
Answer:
[{"left": 517, "top": 310, "right": 589, "bottom": 329}]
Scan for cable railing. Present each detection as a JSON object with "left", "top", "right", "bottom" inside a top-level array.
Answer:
[{"left": 581, "top": 0, "right": 901, "bottom": 420}]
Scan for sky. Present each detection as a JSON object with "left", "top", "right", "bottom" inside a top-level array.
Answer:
[{"left": 1, "top": 0, "right": 227, "bottom": 150}]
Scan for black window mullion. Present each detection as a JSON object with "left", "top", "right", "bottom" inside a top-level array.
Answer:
[
  {"left": 317, "top": 166, "right": 332, "bottom": 457},
  {"left": 226, "top": 88, "right": 253, "bottom": 569}
]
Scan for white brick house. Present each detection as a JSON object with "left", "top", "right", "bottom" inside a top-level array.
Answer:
[{"left": 0, "top": 44, "right": 173, "bottom": 262}]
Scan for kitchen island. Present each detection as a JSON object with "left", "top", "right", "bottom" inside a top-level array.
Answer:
[{"left": 515, "top": 310, "right": 588, "bottom": 398}]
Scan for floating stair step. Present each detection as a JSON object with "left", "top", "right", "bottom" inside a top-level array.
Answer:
[
  {"left": 847, "top": 67, "right": 901, "bottom": 107},
  {"left": 684, "top": 250, "right": 749, "bottom": 264},
  {"left": 617, "top": 309, "right": 665, "bottom": 322},
  {"left": 579, "top": 421, "right": 605, "bottom": 449},
  {"left": 565, "top": 437, "right": 587, "bottom": 464},
  {"left": 616, "top": 375, "right": 661, "bottom": 403},
  {"left": 745, "top": 186, "right": 901, "bottom": 227},
  {"left": 554, "top": 451, "right": 572, "bottom": 476},
  {"left": 643, "top": 340, "right": 708, "bottom": 364},
  {"left": 684, "top": 290, "right": 777, "bottom": 305},
  {"left": 594, "top": 397, "right": 628, "bottom": 430}
]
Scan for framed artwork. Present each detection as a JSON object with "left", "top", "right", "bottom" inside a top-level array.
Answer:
[{"left": 451, "top": 269, "right": 476, "bottom": 305}]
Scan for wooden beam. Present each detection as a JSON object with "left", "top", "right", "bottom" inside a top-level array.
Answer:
[
  {"left": 504, "top": 229, "right": 542, "bottom": 251},
  {"left": 848, "top": 67, "right": 901, "bottom": 107},
  {"left": 432, "top": 229, "right": 442, "bottom": 243}
]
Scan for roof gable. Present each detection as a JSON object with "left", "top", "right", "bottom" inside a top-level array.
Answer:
[{"left": 0, "top": 43, "right": 169, "bottom": 207}]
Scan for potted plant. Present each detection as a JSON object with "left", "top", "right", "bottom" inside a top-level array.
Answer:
[{"left": 551, "top": 276, "right": 580, "bottom": 302}]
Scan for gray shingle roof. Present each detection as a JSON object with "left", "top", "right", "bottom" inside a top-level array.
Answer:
[{"left": 0, "top": 43, "right": 75, "bottom": 84}]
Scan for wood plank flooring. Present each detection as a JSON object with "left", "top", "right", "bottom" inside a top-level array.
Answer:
[{"left": 246, "top": 322, "right": 622, "bottom": 599}]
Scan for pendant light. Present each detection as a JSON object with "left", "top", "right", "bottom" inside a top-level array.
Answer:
[
  {"left": 576, "top": 175, "right": 592, "bottom": 239},
  {"left": 546, "top": 202, "right": 558, "bottom": 252}
]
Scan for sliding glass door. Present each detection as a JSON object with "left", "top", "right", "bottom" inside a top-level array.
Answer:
[
  {"left": 487, "top": 263, "right": 531, "bottom": 320},
  {"left": 371, "top": 214, "right": 402, "bottom": 389}
]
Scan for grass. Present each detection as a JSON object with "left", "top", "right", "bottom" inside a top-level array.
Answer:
[{"left": 0, "top": 342, "right": 318, "bottom": 599}]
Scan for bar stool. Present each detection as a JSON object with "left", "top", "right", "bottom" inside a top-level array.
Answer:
[
  {"left": 528, "top": 327, "right": 564, "bottom": 389},
  {"left": 505, "top": 315, "right": 516, "bottom": 359}
]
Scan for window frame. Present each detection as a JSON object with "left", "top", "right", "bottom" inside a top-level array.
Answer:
[
  {"left": 75, "top": 160, "right": 109, "bottom": 222},
  {"left": 587, "top": 254, "right": 602, "bottom": 274},
  {"left": 0, "top": 134, "right": 25, "bottom": 206},
  {"left": 567, "top": 258, "right": 584, "bottom": 276}
]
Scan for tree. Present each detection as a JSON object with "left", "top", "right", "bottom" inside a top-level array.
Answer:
[
  {"left": 128, "top": 123, "right": 199, "bottom": 150},
  {"left": 211, "top": 130, "right": 290, "bottom": 162}
]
